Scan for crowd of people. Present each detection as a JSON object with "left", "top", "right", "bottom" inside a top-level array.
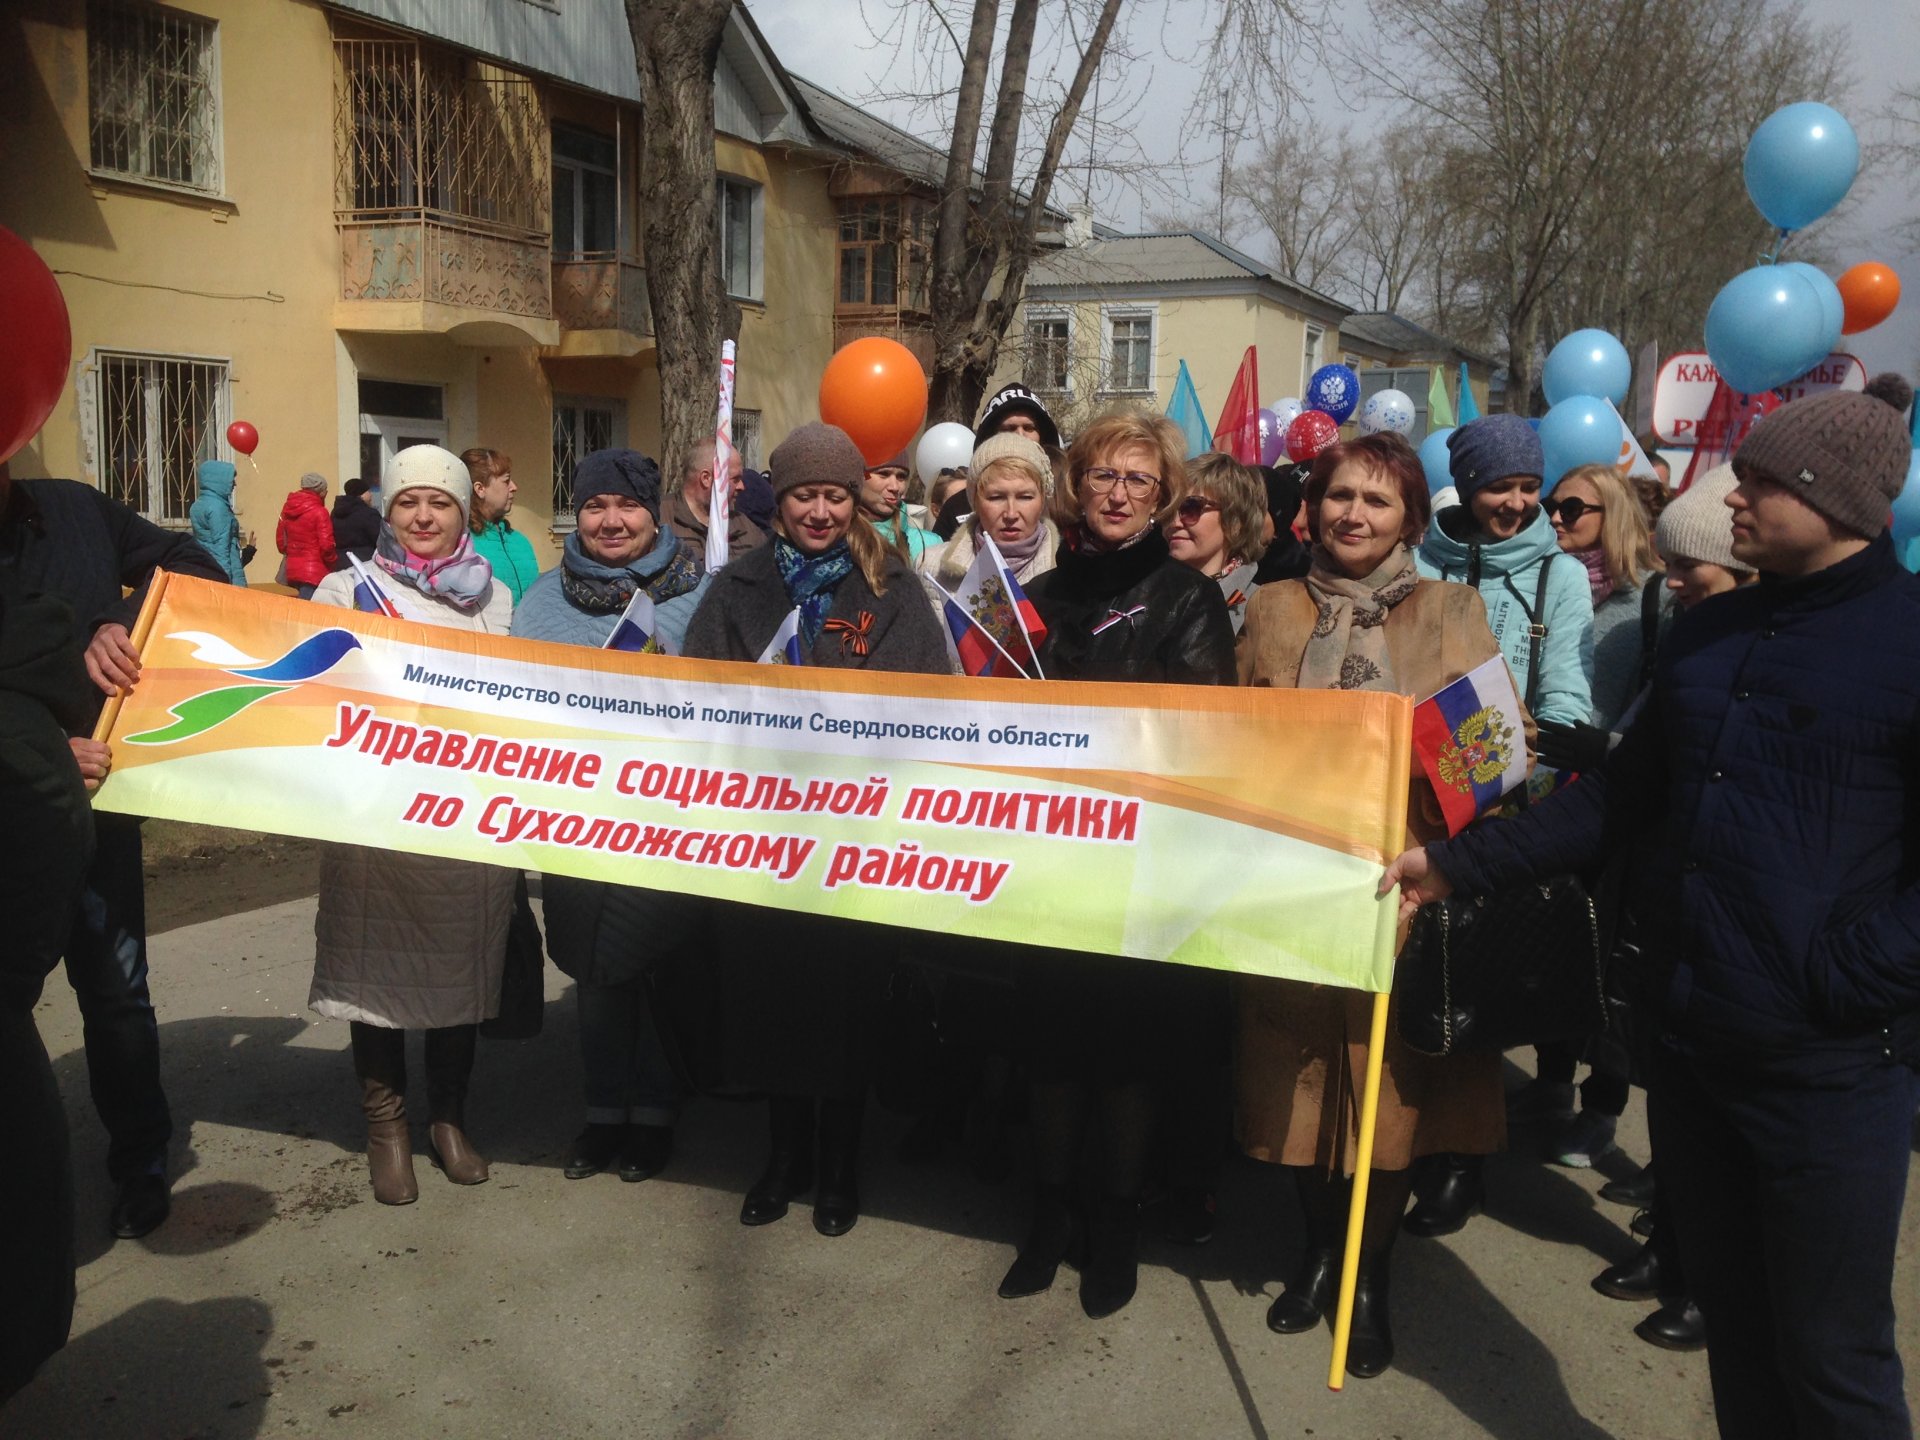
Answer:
[{"left": 4, "top": 371, "right": 1918, "bottom": 1440}]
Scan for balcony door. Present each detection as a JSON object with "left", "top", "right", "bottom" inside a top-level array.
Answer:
[{"left": 356, "top": 378, "right": 448, "bottom": 490}]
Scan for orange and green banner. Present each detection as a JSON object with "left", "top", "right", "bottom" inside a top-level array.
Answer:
[{"left": 95, "top": 576, "right": 1412, "bottom": 989}]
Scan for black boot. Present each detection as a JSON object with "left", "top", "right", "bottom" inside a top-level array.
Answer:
[
  {"left": 998, "top": 1184, "right": 1079, "bottom": 1299},
  {"left": 1267, "top": 1246, "right": 1338, "bottom": 1334},
  {"left": 1592, "top": 1238, "right": 1666, "bottom": 1301},
  {"left": 1079, "top": 1196, "right": 1141, "bottom": 1320},
  {"left": 812, "top": 1097, "right": 863, "bottom": 1237},
  {"left": 1635, "top": 1297, "right": 1707, "bottom": 1352},
  {"left": 564, "top": 1123, "right": 625, "bottom": 1180},
  {"left": 1344, "top": 1255, "right": 1396, "bottom": 1379},
  {"left": 1599, "top": 1162, "right": 1656, "bottom": 1207},
  {"left": 1403, "top": 1154, "right": 1482, "bottom": 1237},
  {"left": 741, "top": 1097, "right": 814, "bottom": 1226}
]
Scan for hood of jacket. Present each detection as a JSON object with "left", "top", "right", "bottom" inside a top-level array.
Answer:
[
  {"left": 331, "top": 493, "right": 368, "bottom": 520},
  {"left": 281, "top": 488, "right": 326, "bottom": 521},
  {"left": 196, "top": 460, "right": 236, "bottom": 502},
  {"left": 1419, "top": 503, "right": 1562, "bottom": 580}
]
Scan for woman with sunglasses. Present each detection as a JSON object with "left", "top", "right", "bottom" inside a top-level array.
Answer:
[
  {"left": 1410, "top": 414, "right": 1595, "bottom": 1236},
  {"left": 1519, "top": 464, "right": 1665, "bottom": 1167},
  {"left": 1235, "top": 431, "right": 1516, "bottom": 1377},
  {"left": 1165, "top": 452, "right": 1270, "bottom": 634},
  {"left": 996, "top": 411, "right": 1235, "bottom": 1321}
]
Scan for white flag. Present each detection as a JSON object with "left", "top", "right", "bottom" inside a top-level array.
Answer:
[{"left": 707, "top": 340, "right": 737, "bottom": 575}]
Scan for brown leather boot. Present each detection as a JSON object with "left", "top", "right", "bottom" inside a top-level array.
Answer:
[
  {"left": 428, "top": 1121, "right": 489, "bottom": 1184},
  {"left": 361, "top": 1079, "right": 418, "bottom": 1206},
  {"left": 425, "top": 1025, "right": 488, "bottom": 1184}
]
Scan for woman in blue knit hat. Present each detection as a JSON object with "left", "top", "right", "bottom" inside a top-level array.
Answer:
[{"left": 1409, "top": 412, "right": 1597, "bottom": 1236}]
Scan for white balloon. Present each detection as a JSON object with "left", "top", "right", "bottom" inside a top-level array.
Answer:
[
  {"left": 1268, "top": 398, "right": 1303, "bottom": 452},
  {"left": 914, "top": 422, "right": 976, "bottom": 481},
  {"left": 1358, "top": 388, "right": 1416, "bottom": 436}
]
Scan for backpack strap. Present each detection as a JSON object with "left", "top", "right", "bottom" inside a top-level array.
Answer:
[{"left": 1636, "top": 574, "right": 1664, "bottom": 690}]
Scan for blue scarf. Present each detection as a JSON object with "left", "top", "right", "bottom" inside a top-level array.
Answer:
[{"left": 774, "top": 535, "right": 854, "bottom": 649}]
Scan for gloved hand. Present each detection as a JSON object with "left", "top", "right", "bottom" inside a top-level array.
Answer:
[
  {"left": 1534, "top": 719, "right": 1612, "bottom": 775},
  {"left": 240, "top": 544, "right": 258, "bottom": 567}
]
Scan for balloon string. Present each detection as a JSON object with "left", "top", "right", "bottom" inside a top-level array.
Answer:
[
  {"left": 1761, "top": 228, "right": 1790, "bottom": 264},
  {"left": 245, "top": 454, "right": 259, "bottom": 474}
]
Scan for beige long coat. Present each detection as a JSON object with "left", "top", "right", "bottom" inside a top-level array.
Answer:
[
  {"left": 1234, "top": 575, "right": 1526, "bottom": 1173},
  {"left": 308, "top": 569, "right": 518, "bottom": 1030}
]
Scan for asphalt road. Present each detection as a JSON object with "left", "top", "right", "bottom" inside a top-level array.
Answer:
[{"left": 6, "top": 893, "right": 1913, "bottom": 1439}]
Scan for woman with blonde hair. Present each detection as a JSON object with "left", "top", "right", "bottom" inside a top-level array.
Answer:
[
  {"left": 919, "top": 432, "right": 1061, "bottom": 594},
  {"left": 1165, "top": 451, "right": 1270, "bottom": 633}
]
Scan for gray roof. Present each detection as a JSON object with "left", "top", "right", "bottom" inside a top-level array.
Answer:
[
  {"left": 1342, "top": 311, "right": 1497, "bottom": 368},
  {"left": 1026, "top": 231, "right": 1348, "bottom": 315},
  {"left": 327, "top": 0, "right": 643, "bottom": 103},
  {"left": 789, "top": 76, "right": 954, "bottom": 189}
]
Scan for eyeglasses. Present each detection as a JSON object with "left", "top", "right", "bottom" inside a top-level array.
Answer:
[
  {"left": 1083, "top": 467, "right": 1161, "bottom": 498},
  {"left": 1175, "top": 496, "right": 1221, "bottom": 523},
  {"left": 1544, "top": 497, "right": 1603, "bottom": 525}
]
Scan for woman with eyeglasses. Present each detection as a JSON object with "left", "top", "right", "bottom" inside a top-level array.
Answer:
[
  {"left": 1410, "top": 414, "right": 1596, "bottom": 1236},
  {"left": 1165, "top": 452, "right": 1271, "bottom": 633},
  {"left": 1235, "top": 431, "right": 1518, "bottom": 1377},
  {"left": 996, "top": 410, "right": 1235, "bottom": 1321}
]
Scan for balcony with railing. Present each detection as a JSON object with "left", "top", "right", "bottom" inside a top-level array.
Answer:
[
  {"left": 550, "top": 254, "right": 651, "bottom": 356},
  {"left": 333, "top": 34, "right": 558, "bottom": 347}
]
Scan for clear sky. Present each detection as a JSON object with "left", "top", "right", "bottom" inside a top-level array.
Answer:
[{"left": 757, "top": 0, "right": 1920, "bottom": 382}]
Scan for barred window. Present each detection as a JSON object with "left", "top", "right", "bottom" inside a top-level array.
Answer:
[
  {"left": 96, "top": 353, "right": 230, "bottom": 524},
  {"left": 551, "top": 396, "right": 621, "bottom": 520},
  {"left": 732, "top": 409, "right": 762, "bottom": 470},
  {"left": 88, "top": 2, "right": 221, "bottom": 193}
]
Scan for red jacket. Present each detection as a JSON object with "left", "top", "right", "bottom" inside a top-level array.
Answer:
[{"left": 276, "top": 489, "right": 337, "bottom": 586}]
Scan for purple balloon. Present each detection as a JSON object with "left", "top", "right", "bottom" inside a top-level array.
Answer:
[{"left": 1256, "top": 407, "right": 1285, "bottom": 466}]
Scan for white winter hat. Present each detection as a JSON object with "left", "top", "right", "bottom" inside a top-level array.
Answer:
[{"left": 383, "top": 445, "right": 472, "bottom": 521}]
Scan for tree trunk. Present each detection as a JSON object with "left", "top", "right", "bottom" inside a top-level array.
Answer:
[{"left": 626, "top": 0, "right": 732, "bottom": 485}]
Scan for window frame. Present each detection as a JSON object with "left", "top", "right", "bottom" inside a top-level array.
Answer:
[
  {"left": 552, "top": 123, "right": 619, "bottom": 258},
  {"left": 1357, "top": 364, "right": 1437, "bottom": 442},
  {"left": 1023, "top": 308, "right": 1074, "bottom": 397},
  {"left": 87, "top": 0, "right": 225, "bottom": 198},
  {"left": 731, "top": 408, "right": 763, "bottom": 470},
  {"left": 87, "top": 347, "right": 232, "bottom": 527},
  {"left": 550, "top": 393, "right": 627, "bottom": 527},
  {"left": 1100, "top": 305, "right": 1157, "bottom": 396},
  {"left": 716, "top": 174, "right": 764, "bottom": 303},
  {"left": 1302, "top": 323, "right": 1325, "bottom": 386}
]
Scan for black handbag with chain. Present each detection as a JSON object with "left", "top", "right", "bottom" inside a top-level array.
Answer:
[{"left": 1395, "top": 560, "right": 1607, "bottom": 1058}]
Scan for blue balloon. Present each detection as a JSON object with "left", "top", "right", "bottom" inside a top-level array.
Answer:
[
  {"left": 1539, "top": 396, "right": 1619, "bottom": 490},
  {"left": 1891, "top": 450, "right": 1920, "bottom": 554},
  {"left": 1777, "top": 262, "right": 1843, "bottom": 357},
  {"left": 1542, "top": 328, "right": 1631, "bottom": 408},
  {"left": 1744, "top": 102, "right": 1859, "bottom": 232},
  {"left": 1306, "top": 364, "right": 1360, "bottom": 425},
  {"left": 1704, "top": 264, "right": 1832, "bottom": 397},
  {"left": 1419, "top": 427, "right": 1456, "bottom": 495}
]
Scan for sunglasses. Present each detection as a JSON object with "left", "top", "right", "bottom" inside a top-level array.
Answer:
[
  {"left": 1175, "top": 496, "right": 1221, "bottom": 524},
  {"left": 1544, "top": 497, "right": 1604, "bottom": 525}
]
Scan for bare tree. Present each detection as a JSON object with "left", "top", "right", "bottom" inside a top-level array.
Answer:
[
  {"left": 624, "top": 0, "right": 735, "bottom": 484},
  {"left": 1224, "top": 122, "right": 1361, "bottom": 294}
]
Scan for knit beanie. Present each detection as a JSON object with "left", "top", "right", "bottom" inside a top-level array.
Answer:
[
  {"left": 868, "top": 448, "right": 910, "bottom": 473},
  {"left": 1656, "top": 465, "right": 1752, "bottom": 574},
  {"left": 769, "top": 423, "right": 865, "bottom": 499},
  {"left": 299, "top": 471, "right": 328, "bottom": 493},
  {"left": 969, "top": 432, "right": 1054, "bottom": 495},
  {"left": 974, "top": 383, "right": 1062, "bottom": 450},
  {"left": 383, "top": 445, "right": 472, "bottom": 521},
  {"left": 572, "top": 448, "right": 662, "bottom": 519},
  {"left": 1447, "top": 414, "right": 1544, "bottom": 501},
  {"left": 1732, "top": 374, "right": 1914, "bottom": 539}
]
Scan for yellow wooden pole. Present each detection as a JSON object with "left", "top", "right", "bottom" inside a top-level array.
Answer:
[
  {"left": 1327, "top": 987, "right": 1391, "bottom": 1390},
  {"left": 90, "top": 570, "right": 171, "bottom": 744}
]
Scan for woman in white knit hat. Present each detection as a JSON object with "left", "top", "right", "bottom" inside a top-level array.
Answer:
[
  {"left": 309, "top": 445, "right": 516, "bottom": 1205},
  {"left": 918, "top": 432, "right": 1061, "bottom": 596},
  {"left": 1656, "top": 465, "right": 1756, "bottom": 608}
]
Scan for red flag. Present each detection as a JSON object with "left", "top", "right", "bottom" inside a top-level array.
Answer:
[{"left": 1213, "top": 347, "right": 1261, "bottom": 464}]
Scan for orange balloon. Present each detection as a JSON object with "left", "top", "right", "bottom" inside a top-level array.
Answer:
[
  {"left": 1837, "top": 262, "right": 1900, "bottom": 335},
  {"left": 818, "top": 337, "right": 928, "bottom": 465}
]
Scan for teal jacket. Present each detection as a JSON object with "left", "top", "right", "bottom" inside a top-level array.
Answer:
[
  {"left": 872, "top": 511, "right": 935, "bottom": 563},
  {"left": 472, "top": 518, "right": 540, "bottom": 604},
  {"left": 189, "top": 460, "right": 247, "bottom": 586},
  {"left": 1416, "top": 505, "right": 1594, "bottom": 726}
]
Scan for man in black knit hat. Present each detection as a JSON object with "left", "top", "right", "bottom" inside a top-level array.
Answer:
[{"left": 1386, "top": 374, "right": 1920, "bottom": 1440}]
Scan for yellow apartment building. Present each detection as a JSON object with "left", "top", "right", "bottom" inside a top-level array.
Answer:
[{"left": 2, "top": 0, "right": 938, "bottom": 577}]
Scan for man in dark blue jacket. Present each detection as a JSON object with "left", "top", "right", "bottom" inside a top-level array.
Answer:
[{"left": 1384, "top": 376, "right": 1920, "bottom": 1440}]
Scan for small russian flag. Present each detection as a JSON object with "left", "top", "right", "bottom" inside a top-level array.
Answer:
[
  {"left": 1411, "top": 655, "right": 1530, "bottom": 836},
  {"left": 347, "top": 555, "right": 403, "bottom": 618},
  {"left": 755, "top": 606, "right": 806, "bottom": 666},
  {"left": 604, "top": 590, "right": 669, "bottom": 655},
  {"left": 941, "top": 535, "right": 1047, "bottom": 678}
]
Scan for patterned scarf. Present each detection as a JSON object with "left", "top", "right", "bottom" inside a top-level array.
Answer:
[
  {"left": 1570, "top": 545, "right": 1614, "bottom": 605},
  {"left": 1298, "top": 542, "right": 1421, "bottom": 692},
  {"left": 556, "top": 530, "right": 702, "bottom": 614},
  {"left": 374, "top": 525, "right": 494, "bottom": 613},
  {"left": 774, "top": 534, "right": 855, "bottom": 649}
]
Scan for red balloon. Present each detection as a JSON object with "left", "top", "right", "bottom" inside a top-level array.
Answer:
[
  {"left": 1837, "top": 262, "right": 1900, "bottom": 335},
  {"left": 818, "top": 338, "right": 928, "bottom": 466},
  {"left": 226, "top": 420, "right": 259, "bottom": 456},
  {"left": 0, "top": 225, "right": 72, "bottom": 466},
  {"left": 1285, "top": 409, "right": 1340, "bottom": 463}
]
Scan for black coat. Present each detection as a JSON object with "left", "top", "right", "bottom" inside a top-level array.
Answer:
[
  {"left": 1434, "top": 536, "right": 1920, "bottom": 1074},
  {"left": 330, "top": 494, "right": 381, "bottom": 566},
  {"left": 0, "top": 479, "right": 228, "bottom": 729},
  {"left": 1028, "top": 526, "right": 1237, "bottom": 685}
]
